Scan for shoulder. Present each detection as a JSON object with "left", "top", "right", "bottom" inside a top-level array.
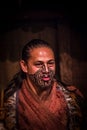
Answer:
[
  {"left": 65, "top": 85, "right": 84, "bottom": 108},
  {"left": 4, "top": 91, "right": 17, "bottom": 106},
  {"left": 56, "top": 81, "right": 83, "bottom": 98},
  {"left": 66, "top": 85, "right": 84, "bottom": 98},
  {"left": 4, "top": 92, "right": 17, "bottom": 130},
  {"left": 56, "top": 81, "right": 84, "bottom": 105}
]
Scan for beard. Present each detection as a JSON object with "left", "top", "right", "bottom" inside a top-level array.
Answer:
[{"left": 28, "top": 69, "right": 55, "bottom": 92}]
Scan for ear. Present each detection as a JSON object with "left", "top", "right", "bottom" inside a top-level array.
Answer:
[{"left": 20, "top": 60, "right": 28, "bottom": 73}]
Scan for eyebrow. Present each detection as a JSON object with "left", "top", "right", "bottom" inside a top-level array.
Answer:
[{"left": 34, "top": 59, "right": 55, "bottom": 63}]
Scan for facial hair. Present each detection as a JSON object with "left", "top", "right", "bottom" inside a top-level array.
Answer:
[{"left": 28, "top": 68, "right": 55, "bottom": 92}]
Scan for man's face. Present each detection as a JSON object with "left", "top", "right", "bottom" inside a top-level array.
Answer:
[{"left": 25, "top": 47, "right": 56, "bottom": 90}]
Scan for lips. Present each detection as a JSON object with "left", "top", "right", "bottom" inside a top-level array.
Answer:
[
  {"left": 42, "top": 75, "right": 50, "bottom": 81},
  {"left": 42, "top": 77, "right": 50, "bottom": 81}
]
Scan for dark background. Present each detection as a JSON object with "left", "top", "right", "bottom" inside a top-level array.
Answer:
[
  {"left": 0, "top": 1, "right": 87, "bottom": 90},
  {"left": 0, "top": 1, "right": 87, "bottom": 34}
]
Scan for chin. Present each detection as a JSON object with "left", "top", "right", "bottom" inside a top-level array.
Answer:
[{"left": 40, "top": 82, "right": 53, "bottom": 90}]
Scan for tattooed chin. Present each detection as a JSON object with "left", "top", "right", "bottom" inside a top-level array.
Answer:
[{"left": 29, "top": 70, "right": 55, "bottom": 90}]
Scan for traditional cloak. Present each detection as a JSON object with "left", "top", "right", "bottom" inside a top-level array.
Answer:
[
  {"left": 4, "top": 79, "right": 84, "bottom": 130},
  {"left": 17, "top": 79, "right": 68, "bottom": 130}
]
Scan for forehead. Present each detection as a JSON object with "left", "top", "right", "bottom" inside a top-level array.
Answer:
[{"left": 30, "top": 47, "right": 55, "bottom": 60}]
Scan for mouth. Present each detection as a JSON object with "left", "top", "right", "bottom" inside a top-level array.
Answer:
[
  {"left": 42, "top": 77, "right": 50, "bottom": 81},
  {"left": 42, "top": 75, "right": 50, "bottom": 81}
]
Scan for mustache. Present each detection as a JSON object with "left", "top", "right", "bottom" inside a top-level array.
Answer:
[
  {"left": 29, "top": 69, "right": 55, "bottom": 78},
  {"left": 42, "top": 74, "right": 50, "bottom": 78},
  {"left": 41, "top": 72, "right": 55, "bottom": 79}
]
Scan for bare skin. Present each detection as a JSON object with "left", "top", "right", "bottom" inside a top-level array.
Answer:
[{"left": 20, "top": 47, "right": 56, "bottom": 97}]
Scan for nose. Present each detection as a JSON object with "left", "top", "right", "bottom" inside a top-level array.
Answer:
[{"left": 42, "top": 64, "right": 49, "bottom": 73}]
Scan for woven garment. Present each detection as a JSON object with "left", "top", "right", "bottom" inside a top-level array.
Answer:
[
  {"left": 3, "top": 79, "right": 84, "bottom": 130},
  {"left": 17, "top": 79, "right": 68, "bottom": 130}
]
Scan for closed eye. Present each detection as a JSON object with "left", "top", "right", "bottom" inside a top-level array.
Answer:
[
  {"left": 47, "top": 60, "right": 55, "bottom": 66},
  {"left": 34, "top": 62, "right": 43, "bottom": 67}
]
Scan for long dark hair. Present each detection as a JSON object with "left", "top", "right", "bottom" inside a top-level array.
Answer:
[{"left": 5, "top": 39, "right": 53, "bottom": 99}]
